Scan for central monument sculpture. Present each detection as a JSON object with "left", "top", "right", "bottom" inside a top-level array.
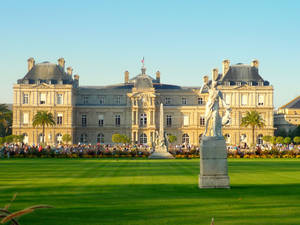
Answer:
[
  {"left": 149, "top": 103, "right": 174, "bottom": 159},
  {"left": 198, "top": 69, "right": 231, "bottom": 188}
]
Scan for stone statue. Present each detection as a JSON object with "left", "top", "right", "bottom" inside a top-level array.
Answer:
[
  {"left": 198, "top": 69, "right": 230, "bottom": 189},
  {"left": 200, "top": 77, "right": 231, "bottom": 137},
  {"left": 149, "top": 103, "right": 174, "bottom": 159}
]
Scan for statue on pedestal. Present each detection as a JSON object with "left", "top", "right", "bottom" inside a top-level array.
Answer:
[
  {"left": 149, "top": 103, "right": 174, "bottom": 159},
  {"left": 198, "top": 69, "right": 231, "bottom": 188}
]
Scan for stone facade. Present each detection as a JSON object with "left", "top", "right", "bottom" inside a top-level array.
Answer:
[
  {"left": 274, "top": 96, "right": 300, "bottom": 135},
  {"left": 13, "top": 58, "right": 274, "bottom": 146}
]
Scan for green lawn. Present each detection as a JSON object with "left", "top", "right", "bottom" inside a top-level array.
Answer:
[{"left": 0, "top": 159, "right": 300, "bottom": 225}]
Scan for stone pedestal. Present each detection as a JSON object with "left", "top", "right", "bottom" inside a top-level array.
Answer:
[
  {"left": 148, "top": 151, "right": 174, "bottom": 159},
  {"left": 199, "top": 136, "right": 230, "bottom": 188}
]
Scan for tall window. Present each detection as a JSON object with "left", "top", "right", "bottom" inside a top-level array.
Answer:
[
  {"left": 140, "top": 113, "right": 147, "bottom": 127},
  {"left": 56, "top": 133, "right": 62, "bottom": 144},
  {"left": 23, "top": 133, "right": 28, "bottom": 144},
  {"left": 182, "top": 97, "right": 187, "bottom": 105},
  {"left": 166, "top": 115, "right": 172, "bottom": 127},
  {"left": 40, "top": 93, "right": 46, "bottom": 104},
  {"left": 97, "top": 133, "right": 104, "bottom": 143},
  {"left": 57, "top": 94, "right": 63, "bottom": 105},
  {"left": 183, "top": 115, "right": 189, "bottom": 126},
  {"left": 83, "top": 96, "right": 89, "bottom": 104},
  {"left": 140, "top": 133, "right": 147, "bottom": 144},
  {"left": 257, "top": 134, "right": 263, "bottom": 145},
  {"left": 82, "top": 115, "right": 87, "bottom": 127},
  {"left": 200, "top": 116, "right": 205, "bottom": 126},
  {"left": 80, "top": 134, "right": 88, "bottom": 143},
  {"left": 39, "top": 133, "right": 43, "bottom": 143},
  {"left": 98, "top": 115, "right": 104, "bottom": 127},
  {"left": 258, "top": 94, "right": 264, "bottom": 106},
  {"left": 165, "top": 97, "right": 171, "bottom": 105},
  {"left": 198, "top": 97, "right": 203, "bottom": 105},
  {"left": 23, "top": 112, "right": 29, "bottom": 124},
  {"left": 240, "top": 134, "right": 247, "bottom": 143},
  {"left": 114, "top": 96, "right": 121, "bottom": 104},
  {"left": 241, "top": 94, "right": 247, "bottom": 106},
  {"left": 225, "top": 134, "right": 230, "bottom": 144},
  {"left": 99, "top": 96, "right": 105, "bottom": 105},
  {"left": 115, "top": 115, "right": 121, "bottom": 126},
  {"left": 182, "top": 133, "right": 189, "bottom": 144},
  {"left": 57, "top": 113, "right": 63, "bottom": 125},
  {"left": 23, "top": 93, "right": 29, "bottom": 104}
]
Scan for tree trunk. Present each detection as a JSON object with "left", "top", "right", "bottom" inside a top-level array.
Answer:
[
  {"left": 252, "top": 125, "right": 255, "bottom": 148},
  {"left": 42, "top": 124, "right": 45, "bottom": 145}
]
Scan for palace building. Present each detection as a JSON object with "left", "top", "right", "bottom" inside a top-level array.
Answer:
[
  {"left": 12, "top": 58, "right": 274, "bottom": 146},
  {"left": 274, "top": 96, "right": 300, "bottom": 135}
]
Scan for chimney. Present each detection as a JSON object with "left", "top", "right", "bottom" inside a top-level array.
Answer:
[
  {"left": 222, "top": 59, "right": 230, "bottom": 77},
  {"left": 27, "top": 57, "right": 35, "bottom": 71},
  {"left": 156, "top": 71, "right": 161, "bottom": 83},
  {"left": 251, "top": 59, "right": 259, "bottom": 69},
  {"left": 124, "top": 70, "right": 129, "bottom": 83},
  {"left": 58, "top": 58, "right": 65, "bottom": 70},
  {"left": 67, "top": 67, "right": 73, "bottom": 76},
  {"left": 212, "top": 68, "right": 218, "bottom": 81},
  {"left": 73, "top": 74, "right": 79, "bottom": 88}
]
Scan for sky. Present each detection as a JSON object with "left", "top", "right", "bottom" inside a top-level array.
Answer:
[{"left": 0, "top": 0, "right": 299, "bottom": 108}]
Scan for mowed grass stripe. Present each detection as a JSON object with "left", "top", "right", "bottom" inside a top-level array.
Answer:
[{"left": 0, "top": 159, "right": 300, "bottom": 225}]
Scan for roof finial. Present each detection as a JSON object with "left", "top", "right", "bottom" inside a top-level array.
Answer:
[
  {"left": 141, "top": 56, "right": 145, "bottom": 68},
  {"left": 141, "top": 57, "right": 146, "bottom": 75}
]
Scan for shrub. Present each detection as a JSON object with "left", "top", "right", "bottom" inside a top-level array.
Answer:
[
  {"left": 294, "top": 136, "right": 300, "bottom": 144},
  {"left": 284, "top": 137, "right": 292, "bottom": 144}
]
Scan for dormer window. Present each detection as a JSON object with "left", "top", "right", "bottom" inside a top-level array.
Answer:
[
  {"left": 258, "top": 82, "right": 264, "bottom": 86},
  {"left": 224, "top": 81, "right": 230, "bottom": 86},
  {"left": 236, "top": 82, "right": 241, "bottom": 86},
  {"left": 83, "top": 96, "right": 89, "bottom": 104},
  {"left": 247, "top": 81, "right": 252, "bottom": 86},
  {"left": 182, "top": 97, "right": 187, "bottom": 105}
]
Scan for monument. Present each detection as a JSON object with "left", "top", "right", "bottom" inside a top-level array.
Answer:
[
  {"left": 198, "top": 69, "right": 231, "bottom": 188},
  {"left": 149, "top": 103, "right": 174, "bottom": 159}
]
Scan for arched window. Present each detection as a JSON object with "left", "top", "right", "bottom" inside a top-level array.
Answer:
[
  {"left": 225, "top": 134, "right": 230, "bottom": 144},
  {"left": 240, "top": 134, "right": 247, "bottom": 143},
  {"left": 80, "top": 134, "right": 88, "bottom": 143},
  {"left": 182, "top": 133, "right": 189, "bottom": 144},
  {"left": 23, "top": 133, "right": 28, "bottom": 144},
  {"left": 38, "top": 133, "right": 43, "bottom": 143},
  {"left": 199, "top": 134, "right": 203, "bottom": 144},
  {"left": 257, "top": 134, "right": 263, "bottom": 145},
  {"left": 97, "top": 133, "right": 104, "bottom": 143},
  {"left": 56, "top": 133, "right": 62, "bottom": 144},
  {"left": 140, "top": 133, "right": 147, "bottom": 145}
]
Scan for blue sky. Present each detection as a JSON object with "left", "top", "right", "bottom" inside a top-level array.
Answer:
[{"left": 1, "top": 0, "right": 299, "bottom": 108}]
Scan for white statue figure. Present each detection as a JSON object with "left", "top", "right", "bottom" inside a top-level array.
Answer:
[{"left": 200, "top": 75, "right": 231, "bottom": 137}]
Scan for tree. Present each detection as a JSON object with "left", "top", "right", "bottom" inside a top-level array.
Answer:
[
  {"left": 270, "top": 136, "right": 277, "bottom": 145},
  {"left": 62, "top": 134, "right": 72, "bottom": 144},
  {"left": 0, "top": 104, "right": 12, "bottom": 137},
  {"left": 112, "top": 134, "right": 130, "bottom": 144},
  {"left": 240, "top": 111, "right": 265, "bottom": 147},
  {"left": 32, "top": 111, "right": 56, "bottom": 144},
  {"left": 284, "top": 137, "right": 291, "bottom": 145},
  {"left": 294, "top": 136, "right": 300, "bottom": 144},
  {"left": 276, "top": 136, "right": 284, "bottom": 144},
  {"left": 262, "top": 135, "right": 272, "bottom": 143},
  {"left": 167, "top": 135, "right": 177, "bottom": 144}
]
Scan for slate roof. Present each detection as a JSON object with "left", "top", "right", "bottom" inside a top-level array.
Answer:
[
  {"left": 18, "top": 62, "right": 73, "bottom": 84},
  {"left": 221, "top": 63, "right": 264, "bottom": 83},
  {"left": 280, "top": 96, "right": 300, "bottom": 109}
]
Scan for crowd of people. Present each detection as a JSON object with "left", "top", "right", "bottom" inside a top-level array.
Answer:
[{"left": 0, "top": 142, "right": 299, "bottom": 159}]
